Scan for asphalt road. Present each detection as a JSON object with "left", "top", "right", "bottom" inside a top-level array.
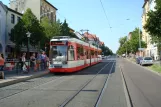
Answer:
[
  {"left": 119, "top": 58, "right": 161, "bottom": 107},
  {"left": 0, "top": 57, "right": 128, "bottom": 107}
]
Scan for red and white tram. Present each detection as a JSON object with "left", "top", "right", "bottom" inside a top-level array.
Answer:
[{"left": 49, "top": 36, "right": 102, "bottom": 73}]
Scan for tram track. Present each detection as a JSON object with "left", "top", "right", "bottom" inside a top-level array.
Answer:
[
  {"left": 59, "top": 61, "right": 114, "bottom": 107},
  {"left": 94, "top": 62, "right": 115, "bottom": 107},
  {"left": 0, "top": 61, "right": 110, "bottom": 101},
  {"left": 0, "top": 75, "right": 64, "bottom": 100}
]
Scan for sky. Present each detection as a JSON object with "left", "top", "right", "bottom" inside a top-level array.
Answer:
[{"left": 1, "top": 0, "right": 144, "bottom": 53}]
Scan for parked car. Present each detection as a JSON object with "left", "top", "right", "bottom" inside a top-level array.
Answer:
[
  {"left": 140, "top": 57, "right": 153, "bottom": 66},
  {"left": 136, "top": 57, "right": 143, "bottom": 64}
]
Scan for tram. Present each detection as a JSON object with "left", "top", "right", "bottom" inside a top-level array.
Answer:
[{"left": 49, "top": 36, "right": 102, "bottom": 73}]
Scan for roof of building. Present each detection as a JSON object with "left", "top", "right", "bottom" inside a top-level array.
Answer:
[
  {"left": 6, "top": 6, "right": 23, "bottom": 16},
  {"left": 142, "top": 0, "right": 149, "bottom": 8},
  {"left": 44, "top": 0, "right": 58, "bottom": 10},
  {"left": 69, "top": 27, "right": 75, "bottom": 33},
  {"left": 84, "top": 32, "right": 94, "bottom": 39},
  {"left": 0, "top": 1, "right": 7, "bottom": 12}
]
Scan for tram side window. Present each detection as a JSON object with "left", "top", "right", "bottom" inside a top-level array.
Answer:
[
  {"left": 68, "top": 46, "right": 75, "bottom": 61},
  {"left": 53, "top": 46, "right": 57, "bottom": 58}
]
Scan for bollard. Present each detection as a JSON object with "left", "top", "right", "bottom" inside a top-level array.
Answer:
[{"left": 0, "top": 71, "right": 5, "bottom": 79}]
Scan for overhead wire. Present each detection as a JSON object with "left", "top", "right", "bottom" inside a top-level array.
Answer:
[{"left": 99, "top": 0, "right": 112, "bottom": 32}]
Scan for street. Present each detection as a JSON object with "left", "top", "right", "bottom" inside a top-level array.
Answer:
[
  {"left": 0, "top": 57, "right": 161, "bottom": 107},
  {"left": 119, "top": 58, "right": 161, "bottom": 107},
  {"left": 0, "top": 57, "right": 128, "bottom": 107}
]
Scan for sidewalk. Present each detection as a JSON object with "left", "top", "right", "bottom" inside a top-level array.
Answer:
[{"left": 0, "top": 69, "right": 49, "bottom": 88}]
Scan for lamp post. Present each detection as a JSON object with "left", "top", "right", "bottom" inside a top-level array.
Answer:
[{"left": 26, "top": 31, "right": 31, "bottom": 72}]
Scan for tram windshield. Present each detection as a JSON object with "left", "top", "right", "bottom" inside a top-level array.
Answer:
[{"left": 51, "top": 46, "right": 67, "bottom": 59}]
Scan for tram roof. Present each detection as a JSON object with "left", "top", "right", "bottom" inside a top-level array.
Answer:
[{"left": 51, "top": 36, "right": 101, "bottom": 50}]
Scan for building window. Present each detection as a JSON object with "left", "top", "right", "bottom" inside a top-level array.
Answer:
[
  {"left": 15, "top": 8, "right": 18, "bottom": 11},
  {"left": 17, "top": 16, "right": 21, "bottom": 22},
  {"left": 11, "top": 14, "right": 15, "bottom": 24}
]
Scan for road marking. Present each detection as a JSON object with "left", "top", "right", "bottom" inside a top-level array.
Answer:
[{"left": 94, "top": 62, "right": 115, "bottom": 107}]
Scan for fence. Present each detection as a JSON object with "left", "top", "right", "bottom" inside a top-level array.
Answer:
[{"left": 3, "top": 59, "right": 49, "bottom": 74}]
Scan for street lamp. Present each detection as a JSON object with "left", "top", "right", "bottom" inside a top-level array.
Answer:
[{"left": 26, "top": 31, "right": 31, "bottom": 72}]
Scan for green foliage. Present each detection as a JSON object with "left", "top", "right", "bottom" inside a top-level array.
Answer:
[
  {"left": 144, "top": 0, "right": 161, "bottom": 38},
  {"left": 40, "top": 17, "right": 61, "bottom": 39},
  {"left": 143, "top": 0, "right": 161, "bottom": 56},
  {"left": 155, "top": 0, "right": 161, "bottom": 9},
  {"left": 119, "top": 36, "right": 127, "bottom": 47},
  {"left": 40, "top": 17, "right": 62, "bottom": 51},
  {"left": 61, "top": 20, "right": 70, "bottom": 36},
  {"left": 60, "top": 20, "right": 78, "bottom": 39},
  {"left": 117, "top": 28, "right": 147, "bottom": 55},
  {"left": 100, "top": 44, "right": 113, "bottom": 55},
  {"left": 10, "top": 8, "right": 44, "bottom": 51}
]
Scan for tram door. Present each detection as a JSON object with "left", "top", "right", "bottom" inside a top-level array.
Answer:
[{"left": 84, "top": 49, "right": 87, "bottom": 66}]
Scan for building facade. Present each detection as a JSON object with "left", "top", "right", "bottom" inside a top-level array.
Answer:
[
  {"left": 0, "top": 1, "right": 23, "bottom": 58},
  {"left": 5, "top": 7, "right": 23, "bottom": 57},
  {"left": 0, "top": 1, "right": 7, "bottom": 57},
  {"left": 9, "top": 0, "right": 57, "bottom": 21},
  {"left": 142, "top": 0, "right": 158, "bottom": 60}
]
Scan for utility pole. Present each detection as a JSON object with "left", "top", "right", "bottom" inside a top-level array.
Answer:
[
  {"left": 139, "top": 28, "right": 142, "bottom": 56},
  {"left": 126, "top": 36, "right": 128, "bottom": 58},
  {"left": 80, "top": 29, "right": 91, "bottom": 65},
  {"left": 80, "top": 29, "right": 89, "bottom": 42}
]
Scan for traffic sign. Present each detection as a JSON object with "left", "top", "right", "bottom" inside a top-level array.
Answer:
[{"left": 138, "top": 48, "right": 145, "bottom": 51}]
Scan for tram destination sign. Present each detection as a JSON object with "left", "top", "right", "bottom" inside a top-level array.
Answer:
[{"left": 51, "top": 41, "right": 68, "bottom": 45}]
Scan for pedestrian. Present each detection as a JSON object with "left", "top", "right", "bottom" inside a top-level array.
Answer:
[
  {"left": 30, "top": 53, "right": 36, "bottom": 71},
  {"left": 36, "top": 52, "right": 42, "bottom": 71},
  {"left": 21, "top": 53, "right": 27, "bottom": 72},
  {"left": 41, "top": 51, "right": 47, "bottom": 70},
  {"left": 0, "top": 54, "right": 4, "bottom": 71}
]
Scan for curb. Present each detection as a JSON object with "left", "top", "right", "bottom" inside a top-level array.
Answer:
[
  {"left": 125, "top": 58, "right": 161, "bottom": 77},
  {"left": 0, "top": 71, "right": 49, "bottom": 88}
]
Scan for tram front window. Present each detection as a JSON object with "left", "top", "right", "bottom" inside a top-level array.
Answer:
[{"left": 52, "top": 46, "right": 67, "bottom": 59}]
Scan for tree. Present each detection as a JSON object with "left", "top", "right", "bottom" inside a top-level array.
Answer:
[
  {"left": 119, "top": 36, "right": 127, "bottom": 47},
  {"left": 60, "top": 20, "right": 78, "bottom": 38},
  {"left": 40, "top": 17, "right": 62, "bottom": 55},
  {"left": 100, "top": 44, "right": 113, "bottom": 55},
  {"left": 61, "top": 20, "right": 70, "bottom": 36},
  {"left": 10, "top": 8, "right": 44, "bottom": 52},
  {"left": 129, "top": 28, "right": 146, "bottom": 53},
  {"left": 40, "top": 17, "right": 61, "bottom": 39},
  {"left": 144, "top": 0, "right": 161, "bottom": 55},
  {"left": 117, "top": 28, "right": 147, "bottom": 55}
]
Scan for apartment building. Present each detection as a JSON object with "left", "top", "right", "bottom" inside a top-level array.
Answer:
[
  {"left": 83, "top": 32, "right": 102, "bottom": 47},
  {"left": 0, "top": 1, "right": 7, "bottom": 57},
  {"left": 9, "top": 0, "right": 57, "bottom": 22},
  {"left": 142, "top": 0, "right": 158, "bottom": 60},
  {"left": 0, "top": 1, "right": 22, "bottom": 58}
]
